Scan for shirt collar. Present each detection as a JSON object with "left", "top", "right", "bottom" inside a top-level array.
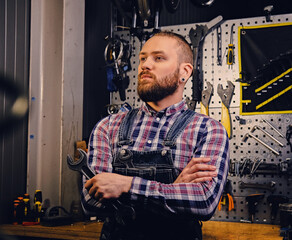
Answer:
[{"left": 140, "top": 99, "right": 188, "bottom": 117}]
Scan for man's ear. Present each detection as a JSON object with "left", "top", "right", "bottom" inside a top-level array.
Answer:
[{"left": 179, "top": 63, "right": 193, "bottom": 81}]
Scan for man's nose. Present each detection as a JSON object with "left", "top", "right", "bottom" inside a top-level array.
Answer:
[{"left": 140, "top": 58, "right": 153, "bottom": 70}]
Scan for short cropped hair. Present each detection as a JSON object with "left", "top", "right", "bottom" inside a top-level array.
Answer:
[{"left": 153, "top": 31, "right": 193, "bottom": 66}]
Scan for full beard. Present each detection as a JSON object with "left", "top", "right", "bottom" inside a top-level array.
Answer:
[{"left": 137, "top": 69, "right": 180, "bottom": 102}]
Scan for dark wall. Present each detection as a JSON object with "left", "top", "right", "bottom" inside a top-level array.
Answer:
[
  {"left": 83, "top": 0, "right": 112, "bottom": 139},
  {"left": 0, "top": 0, "right": 30, "bottom": 224},
  {"left": 159, "top": 0, "right": 292, "bottom": 26},
  {"left": 83, "top": 0, "right": 292, "bottom": 140}
]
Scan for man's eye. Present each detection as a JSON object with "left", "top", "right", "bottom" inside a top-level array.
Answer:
[
  {"left": 139, "top": 57, "right": 146, "bottom": 62},
  {"left": 155, "top": 56, "right": 164, "bottom": 61}
]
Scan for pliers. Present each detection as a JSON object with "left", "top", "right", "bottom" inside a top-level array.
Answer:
[{"left": 218, "top": 179, "right": 234, "bottom": 211}]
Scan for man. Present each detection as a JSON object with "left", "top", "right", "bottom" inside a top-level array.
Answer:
[{"left": 82, "top": 31, "right": 229, "bottom": 240}]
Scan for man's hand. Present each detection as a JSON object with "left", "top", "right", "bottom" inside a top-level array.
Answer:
[
  {"left": 85, "top": 172, "right": 133, "bottom": 201},
  {"left": 174, "top": 157, "right": 217, "bottom": 183}
]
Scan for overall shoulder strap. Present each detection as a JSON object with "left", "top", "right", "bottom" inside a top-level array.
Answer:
[
  {"left": 118, "top": 108, "right": 139, "bottom": 146},
  {"left": 163, "top": 109, "right": 196, "bottom": 147}
]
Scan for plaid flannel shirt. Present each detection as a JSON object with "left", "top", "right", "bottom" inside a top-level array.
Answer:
[{"left": 81, "top": 100, "right": 229, "bottom": 220}]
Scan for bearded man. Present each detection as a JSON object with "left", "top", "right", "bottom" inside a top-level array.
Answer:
[{"left": 81, "top": 31, "right": 230, "bottom": 240}]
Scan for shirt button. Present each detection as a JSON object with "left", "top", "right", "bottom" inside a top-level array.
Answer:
[
  {"left": 147, "top": 140, "right": 152, "bottom": 144},
  {"left": 156, "top": 117, "right": 160, "bottom": 121}
]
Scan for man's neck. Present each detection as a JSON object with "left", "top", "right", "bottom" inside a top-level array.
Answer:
[{"left": 147, "top": 94, "right": 182, "bottom": 112}]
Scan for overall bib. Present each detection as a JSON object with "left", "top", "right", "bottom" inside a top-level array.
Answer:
[{"left": 100, "top": 109, "right": 202, "bottom": 240}]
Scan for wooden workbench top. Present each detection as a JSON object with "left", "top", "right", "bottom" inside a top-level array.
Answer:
[{"left": 0, "top": 220, "right": 282, "bottom": 240}]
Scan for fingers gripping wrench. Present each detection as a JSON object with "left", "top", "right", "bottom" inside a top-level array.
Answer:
[
  {"left": 217, "top": 81, "right": 235, "bottom": 138},
  {"left": 67, "top": 149, "right": 135, "bottom": 223}
]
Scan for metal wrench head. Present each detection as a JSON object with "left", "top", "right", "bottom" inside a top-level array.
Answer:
[
  {"left": 201, "top": 81, "right": 213, "bottom": 107},
  {"left": 217, "top": 81, "right": 235, "bottom": 108},
  {"left": 67, "top": 148, "right": 95, "bottom": 180}
]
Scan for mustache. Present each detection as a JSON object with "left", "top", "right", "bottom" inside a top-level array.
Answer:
[{"left": 138, "top": 71, "right": 156, "bottom": 79}]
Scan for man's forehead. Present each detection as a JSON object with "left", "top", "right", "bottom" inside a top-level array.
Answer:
[{"left": 140, "top": 36, "right": 178, "bottom": 54}]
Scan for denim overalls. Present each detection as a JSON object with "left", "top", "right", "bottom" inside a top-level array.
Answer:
[{"left": 100, "top": 108, "right": 202, "bottom": 240}]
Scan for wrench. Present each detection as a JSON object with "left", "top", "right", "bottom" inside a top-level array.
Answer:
[
  {"left": 200, "top": 81, "right": 213, "bottom": 116},
  {"left": 242, "top": 133, "right": 280, "bottom": 156},
  {"left": 67, "top": 149, "right": 136, "bottom": 223},
  {"left": 217, "top": 81, "right": 235, "bottom": 138},
  {"left": 239, "top": 181, "right": 276, "bottom": 192}
]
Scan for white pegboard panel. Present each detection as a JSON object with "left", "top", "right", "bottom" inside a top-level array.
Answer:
[{"left": 111, "top": 13, "right": 292, "bottom": 224}]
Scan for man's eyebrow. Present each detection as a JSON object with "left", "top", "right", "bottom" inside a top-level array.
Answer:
[{"left": 139, "top": 51, "right": 166, "bottom": 56}]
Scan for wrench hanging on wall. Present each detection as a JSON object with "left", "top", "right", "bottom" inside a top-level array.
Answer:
[
  {"left": 217, "top": 81, "right": 235, "bottom": 139},
  {"left": 186, "top": 15, "right": 223, "bottom": 110}
]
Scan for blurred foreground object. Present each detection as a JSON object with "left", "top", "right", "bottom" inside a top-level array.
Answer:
[{"left": 0, "top": 73, "right": 28, "bottom": 133}]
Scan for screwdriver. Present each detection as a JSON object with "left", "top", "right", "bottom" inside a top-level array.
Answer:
[
  {"left": 34, "top": 190, "right": 42, "bottom": 222},
  {"left": 227, "top": 24, "right": 235, "bottom": 67}
]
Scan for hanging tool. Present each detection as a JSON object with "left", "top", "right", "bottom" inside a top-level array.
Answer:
[
  {"left": 200, "top": 81, "right": 213, "bottom": 116},
  {"left": 218, "top": 179, "right": 234, "bottom": 211},
  {"left": 216, "top": 25, "right": 222, "bottom": 66},
  {"left": 67, "top": 149, "right": 136, "bottom": 225},
  {"left": 186, "top": 15, "right": 223, "bottom": 110},
  {"left": 267, "top": 195, "right": 289, "bottom": 221},
  {"left": 217, "top": 81, "right": 235, "bottom": 138},
  {"left": 251, "top": 125, "right": 285, "bottom": 147},
  {"left": 264, "top": 5, "right": 274, "bottom": 22},
  {"left": 242, "top": 133, "right": 280, "bottom": 156},
  {"left": 249, "top": 158, "right": 263, "bottom": 178},
  {"left": 164, "top": 0, "right": 181, "bottom": 13},
  {"left": 226, "top": 24, "right": 235, "bottom": 67},
  {"left": 104, "top": 36, "right": 131, "bottom": 101},
  {"left": 191, "top": 0, "right": 216, "bottom": 7},
  {"left": 286, "top": 124, "right": 292, "bottom": 151},
  {"left": 262, "top": 119, "right": 285, "bottom": 138},
  {"left": 239, "top": 181, "right": 276, "bottom": 192},
  {"left": 246, "top": 193, "right": 265, "bottom": 223}
]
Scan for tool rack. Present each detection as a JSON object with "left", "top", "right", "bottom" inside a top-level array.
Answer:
[{"left": 110, "top": 13, "right": 292, "bottom": 224}]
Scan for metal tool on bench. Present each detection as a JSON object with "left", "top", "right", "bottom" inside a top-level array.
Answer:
[
  {"left": 239, "top": 181, "right": 276, "bottom": 192},
  {"left": 251, "top": 125, "right": 284, "bottom": 147},
  {"left": 242, "top": 133, "right": 280, "bottom": 156},
  {"left": 217, "top": 80, "right": 235, "bottom": 138},
  {"left": 67, "top": 149, "right": 135, "bottom": 224},
  {"left": 186, "top": 15, "right": 223, "bottom": 110},
  {"left": 200, "top": 81, "right": 213, "bottom": 116}
]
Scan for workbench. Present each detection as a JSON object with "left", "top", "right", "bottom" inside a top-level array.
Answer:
[{"left": 0, "top": 221, "right": 282, "bottom": 240}]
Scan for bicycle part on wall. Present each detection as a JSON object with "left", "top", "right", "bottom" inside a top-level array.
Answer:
[
  {"left": 111, "top": 13, "right": 292, "bottom": 224},
  {"left": 190, "top": 0, "right": 215, "bottom": 7},
  {"left": 164, "top": 0, "right": 181, "bottom": 13},
  {"left": 104, "top": 36, "right": 132, "bottom": 101}
]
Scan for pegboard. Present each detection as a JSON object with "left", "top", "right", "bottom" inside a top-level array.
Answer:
[{"left": 110, "top": 13, "right": 292, "bottom": 224}]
